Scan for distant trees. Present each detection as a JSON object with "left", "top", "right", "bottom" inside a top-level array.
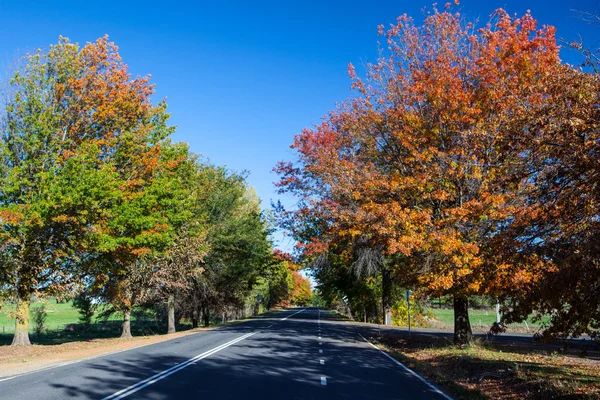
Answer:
[
  {"left": 0, "top": 36, "right": 300, "bottom": 345},
  {"left": 276, "top": 5, "right": 599, "bottom": 343}
]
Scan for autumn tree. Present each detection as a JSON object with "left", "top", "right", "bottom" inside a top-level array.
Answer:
[
  {"left": 276, "top": 6, "right": 563, "bottom": 344},
  {"left": 488, "top": 44, "right": 600, "bottom": 340}
]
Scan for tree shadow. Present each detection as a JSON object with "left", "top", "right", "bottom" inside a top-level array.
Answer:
[{"left": 3, "top": 310, "right": 447, "bottom": 400}]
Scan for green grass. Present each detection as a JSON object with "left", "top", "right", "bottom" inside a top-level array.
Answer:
[
  {"left": 0, "top": 298, "right": 262, "bottom": 346},
  {"left": 428, "top": 307, "right": 549, "bottom": 330},
  {"left": 0, "top": 298, "right": 124, "bottom": 334},
  {"left": 1, "top": 298, "right": 78, "bottom": 332}
]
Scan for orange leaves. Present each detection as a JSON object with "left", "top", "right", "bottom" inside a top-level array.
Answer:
[{"left": 0, "top": 210, "right": 23, "bottom": 225}]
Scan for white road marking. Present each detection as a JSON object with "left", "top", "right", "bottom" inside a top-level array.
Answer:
[
  {"left": 319, "top": 349, "right": 323, "bottom": 354},
  {"left": 266, "top": 325, "right": 273, "bottom": 328},
  {"left": 358, "top": 333, "right": 453, "bottom": 400},
  {"left": 318, "top": 336, "right": 321, "bottom": 339},
  {"left": 280, "top": 308, "right": 306, "bottom": 321},
  {"left": 319, "top": 342, "right": 322, "bottom": 345},
  {"left": 0, "top": 337, "right": 178, "bottom": 383},
  {"left": 320, "top": 359, "right": 325, "bottom": 365},
  {"left": 321, "top": 376, "right": 327, "bottom": 386},
  {"left": 102, "top": 332, "right": 257, "bottom": 400}
]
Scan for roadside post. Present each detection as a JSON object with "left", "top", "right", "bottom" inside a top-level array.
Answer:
[
  {"left": 496, "top": 299, "right": 500, "bottom": 324},
  {"left": 406, "top": 290, "right": 412, "bottom": 337}
]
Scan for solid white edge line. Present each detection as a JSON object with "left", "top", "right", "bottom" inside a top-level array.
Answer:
[
  {"left": 358, "top": 333, "right": 453, "bottom": 400},
  {"left": 280, "top": 308, "right": 306, "bottom": 321},
  {"left": 102, "top": 332, "right": 256, "bottom": 400}
]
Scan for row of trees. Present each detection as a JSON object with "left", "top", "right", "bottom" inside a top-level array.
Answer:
[
  {"left": 276, "top": 6, "right": 599, "bottom": 344},
  {"left": 0, "top": 36, "right": 311, "bottom": 346}
]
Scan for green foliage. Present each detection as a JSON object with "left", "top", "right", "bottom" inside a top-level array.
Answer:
[
  {"left": 32, "top": 303, "right": 47, "bottom": 336},
  {"left": 310, "top": 290, "right": 327, "bottom": 308},
  {"left": 391, "top": 297, "right": 431, "bottom": 328},
  {"left": 73, "top": 293, "right": 95, "bottom": 328}
]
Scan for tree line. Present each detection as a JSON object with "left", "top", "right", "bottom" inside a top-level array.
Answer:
[
  {"left": 275, "top": 6, "right": 599, "bottom": 345},
  {"left": 0, "top": 36, "right": 311, "bottom": 346}
]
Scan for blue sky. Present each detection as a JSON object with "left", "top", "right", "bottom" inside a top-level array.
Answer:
[{"left": 0, "top": 0, "right": 597, "bottom": 251}]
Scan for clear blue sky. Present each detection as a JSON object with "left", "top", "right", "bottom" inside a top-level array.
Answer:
[{"left": 0, "top": 0, "right": 597, "bottom": 250}]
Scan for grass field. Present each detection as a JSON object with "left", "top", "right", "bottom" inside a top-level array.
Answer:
[
  {"left": 0, "top": 298, "right": 81, "bottom": 333},
  {"left": 0, "top": 298, "right": 237, "bottom": 346},
  {"left": 427, "top": 307, "right": 550, "bottom": 333},
  {"left": 0, "top": 298, "right": 125, "bottom": 334},
  {"left": 0, "top": 298, "right": 165, "bottom": 346}
]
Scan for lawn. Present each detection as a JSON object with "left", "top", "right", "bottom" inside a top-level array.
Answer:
[
  {"left": 0, "top": 298, "right": 238, "bottom": 346},
  {"left": 0, "top": 298, "right": 84, "bottom": 333},
  {"left": 0, "top": 298, "right": 150, "bottom": 345},
  {"left": 427, "top": 307, "right": 550, "bottom": 333}
]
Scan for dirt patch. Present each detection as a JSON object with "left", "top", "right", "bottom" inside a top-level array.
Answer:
[{"left": 0, "top": 327, "right": 214, "bottom": 378}]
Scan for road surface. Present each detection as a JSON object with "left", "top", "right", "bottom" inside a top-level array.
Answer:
[{"left": 0, "top": 308, "right": 450, "bottom": 399}]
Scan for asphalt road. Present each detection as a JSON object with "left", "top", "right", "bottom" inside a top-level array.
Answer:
[{"left": 0, "top": 308, "right": 450, "bottom": 399}]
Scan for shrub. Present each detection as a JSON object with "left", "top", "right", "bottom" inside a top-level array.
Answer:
[
  {"left": 32, "top": 303, "right": 47, "bottom": 336},
  {"left": 73, "top": 293, "right": 94, "bottom": 328}
]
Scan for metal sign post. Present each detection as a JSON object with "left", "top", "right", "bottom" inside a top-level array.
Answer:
[{"left": 406, "top": 290, "right": 412, "bottom": 337}]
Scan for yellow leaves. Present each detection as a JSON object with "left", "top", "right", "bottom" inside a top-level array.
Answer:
[{"left": 52, "top": 215, "right": 78, "bottom": 224}]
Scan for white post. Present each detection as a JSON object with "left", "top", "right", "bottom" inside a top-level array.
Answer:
[{"left": 495, "top": 299, "right": 501, "bottom": 324}]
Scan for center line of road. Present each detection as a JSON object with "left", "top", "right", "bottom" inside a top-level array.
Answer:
[
  {"left": 280, "top": 308, "right": 306, "bottom": 321},
  {"left": 320, "top": 359, "right": 325, "bottom": 365},
  {"left": 319, "top": 349, "right": 323, "bottom": 354},
  {"left": 102, "top": 332, "right": 257, "bottom": 400},
  {"left": 321, "top": 376, "right": 327, "bottom": 386}
]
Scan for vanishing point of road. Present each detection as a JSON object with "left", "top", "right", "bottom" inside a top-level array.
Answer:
[{"left": 0, "top": 308, "right": 451, "bottom": 399}]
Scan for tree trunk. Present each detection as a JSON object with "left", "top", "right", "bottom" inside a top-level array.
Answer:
[
  {"left": 12, "top": 295, "right": 31, "bottom": 346},
  {"left": 167, "top": 294, "right": 176, "bottom": 334},
  {"left": 453, "top": 296, "right": 472, "bottom": 346},
  {"left": 192, "top": 309, "right": 199, "bottom": 328},
  {"left": 121, "top": 309, "right": 133, "bottom": 338},
  {"left": 382, "top": 267, "right": 393, "bottom": 325},
  {"left": 203, "top": 307, "right": 210, "bottom": 327}
]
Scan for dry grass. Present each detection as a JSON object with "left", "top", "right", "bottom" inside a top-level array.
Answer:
[{"left": 370, "top": 333, "right": 600, "bottom": 399}]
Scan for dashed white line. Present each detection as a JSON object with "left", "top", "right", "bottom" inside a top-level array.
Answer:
[
  {"left": 321, "top": 376, "right": 327, "bottom": 386},
  {"left": 319, "top": 349, "right": 323, "bottom": 354},
  {"left": 358, "top": 333, "right": 453, "bottom": 400},
  {"left": 319, "top": 342, "right": 322, "bottom": 345},
  {"left": 320, "top": 359, "right": 325, "bottom": 365},
  {"left": 102, "top": 332, "right": 257, "bottom": 400}
]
